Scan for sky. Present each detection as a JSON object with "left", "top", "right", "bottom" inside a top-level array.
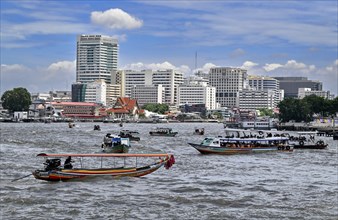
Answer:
[{"left": 1, "top": 0, "right": 337, "bottom": 96}]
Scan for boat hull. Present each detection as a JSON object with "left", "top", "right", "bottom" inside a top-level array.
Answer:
[
  {"left": 188, "top": 143, "right": 293, "bottom": 155},
  {"left": 149, "top": 133, "right": 177, "bottom": 137},
  {"left": 102, "top": 144, "right": 130, "bottom": 153},
  {"left": 32, "top": 164, "right": 164, "bottom": 181},
  {"left": 293, "top": 144, "right": 327, "bottom": 149}
]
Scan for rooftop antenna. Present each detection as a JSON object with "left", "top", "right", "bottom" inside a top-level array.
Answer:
[{"left": 194, "top": 51, "right": 197, "bottom": 74}]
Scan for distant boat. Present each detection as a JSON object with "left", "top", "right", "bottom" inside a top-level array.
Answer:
[
  {"left": 149, "top": 127, "right": 178, "bottom": 137},
  {"left": 188, "top": 136, "right": 293, "bottom": 155},
  {"left": 119, "top": 130, "right": 140, "bottom": 141},
  {"left": 32, "top": 153, "right": 175, "bottom": 181},
  {"left": 193, "top": 128, "right": 205, "bottom": 135}
]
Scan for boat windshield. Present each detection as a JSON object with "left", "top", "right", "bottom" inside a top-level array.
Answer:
[{"left": 201, "top": 138, "right": 213, "bottom": 145}]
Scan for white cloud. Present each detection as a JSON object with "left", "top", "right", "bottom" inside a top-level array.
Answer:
[
  {"left": 193, "top": 63, "right": 218, "bottom": 73},
  {"left": 47, "top": 60, "right": 76, "bottom": 72},
  {"left": 91, "top": 8, "right": 143, "bottom": 30},
  {"left": 1, "top": 64, "right": 30, "bottom": 72},
  {"left": 241, "top": 61, "right": 258, "bottom": 70},
  {"left": 263, "top": 63, "right": 283, "bottom": 72},
  {"left": 122, "top": 61, "right": 191, "bottom": 75},
  {"left": 1, "top": 61, "right": 76, "bottom": 94}
]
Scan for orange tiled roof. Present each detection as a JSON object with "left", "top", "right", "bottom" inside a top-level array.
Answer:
[{"left": 106, "top": 97, "right": 139, "bottom": 114}]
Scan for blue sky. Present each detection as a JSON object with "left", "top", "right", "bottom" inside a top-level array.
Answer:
[{"left": 1, "top": 0, "right": 337, "bottom": 96}]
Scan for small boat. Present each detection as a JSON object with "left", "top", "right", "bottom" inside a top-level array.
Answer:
[
  {"left": 188, "top": 136, "right": 293, "bottom": 155},
  {"left": 119, "top": 130, "right": 140, "bottom": 141},
  {"left": 193, "top": 128, "right": 205, "bottom": 135},
  {"left": 149, "top": 127, "right": 178, "bottom": 137},
  {"left": 94, "top": 125, "right": 101, "bottom": 131},
  {"left": 32, "top": 153, "right": 175, "bottom": 181},
  {"left": 102, "top": 134, "right": 130, "bottom": 153},
  {"left": 68, "top": 122, "right": 75, "bottom": 128}
]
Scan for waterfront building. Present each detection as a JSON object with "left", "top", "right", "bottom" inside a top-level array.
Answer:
[
  {"left": 152, "top": 69, "right": 184, "bottom": 104},
  {"left": 76, "top": 35, "right": 118, "bottom": 84},
  {"left": 208, "top": 67, "right": 247, "bottom": 108},
  {"left": 112, "top": 69, "right": 153, "bottom": 97},
  {"left": 72, "top": 83, "right": 87, "bottom": 102},
  {"left": 298, "top": 88, "right": 331, "bottom": 99},
  {"left": 106, "top": 84, "right": 121, "bottom": 107},
  {"left": 84, "top": 79, "right": 107, "bottom": 106},
  {"left": 248, "top": 75, "right": 282, "bottom": 108},
  {"left": 130, "top": 85, "right": 165, "bottom": 106},
  {"left": 177, "top": 84, "right": 216, "bottom": 110},
  {"left": 274, "top": 77, "right": 322, "bottom": 98},
  {"left": 237, "top": 89, "right": 275, "bottom": 110},
  {"left": 49, "top": 102, "right": 104, "bottom": 118}
]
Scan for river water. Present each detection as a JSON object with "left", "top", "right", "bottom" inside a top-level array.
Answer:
[{"left": 0, "top": 122, "right": 337, "bottom": 219}]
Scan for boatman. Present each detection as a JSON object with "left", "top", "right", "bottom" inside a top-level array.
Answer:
[
  {"left": 64, "top": 156, "right": 73, "bottom": 169},
  {"left": 103, "top": 133, "right": 113, "bottom": 147}
]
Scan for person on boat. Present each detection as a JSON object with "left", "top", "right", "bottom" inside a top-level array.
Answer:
[
  {"left": 64, "top": 156, "right": 73, "bottom": 169},
  {"left": 103, "top": 133, "right": 113, "bottom": 147}
]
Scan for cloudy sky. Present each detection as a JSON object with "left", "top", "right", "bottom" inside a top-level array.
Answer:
[{"left": 1, "top": 0, "right": 337, "bottom": 96}]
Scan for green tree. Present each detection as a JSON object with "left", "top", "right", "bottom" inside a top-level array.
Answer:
[
  {"left": 142, "top": 103, "right": 169, "bottom": 114},
  {"left": 278, "top": 97, "right": 311, "bottom": 122},
  {"left": 1, "top": 87, "right": 32, "bottom": 113},
  {"left": 257, "top": 108, "right": 274, "bottom": 117}
]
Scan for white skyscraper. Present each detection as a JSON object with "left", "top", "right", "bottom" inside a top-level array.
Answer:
[
  {"left": 209, "top": 67, "right": 247, "bottom": 108},
  {"left": 76, "top": 35, "right": 118, "bottom": 84}
]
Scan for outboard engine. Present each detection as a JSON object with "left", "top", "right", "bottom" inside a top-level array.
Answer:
[{"left": 44, "top": 159, "right": 61, "bottom": 171}]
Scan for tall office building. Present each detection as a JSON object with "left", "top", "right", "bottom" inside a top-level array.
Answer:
[
  {"left": 209, "top": 67, "right": 247, "bottom": 108},
  {"left": 76, "top": 35, "right": 118, "bottom": 84},
  {"left": 152, "top": 69, "right": 184, "bottom": 104},
  {"left": 248, "top": 75, "right": 282, "bottom": 108},
  {"left": 274, "top": 77, "right": 322, "bottom": 98}
]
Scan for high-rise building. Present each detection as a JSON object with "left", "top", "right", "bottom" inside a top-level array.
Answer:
[
  {"left": 76, "top": 35, "right": 118, "bottom": 84},
  {"left": 152, "top": 69, "right": 183, "bottom": 104},
  {"left": 72, "top": 83, "right": 87, "bottom": 102},
  {"left": 85, "top": 79, "right": 107, "bottom": 106},
  {"left": 247, "top": 75, "right": 282, "bottom": 108},
  {"left": 208, "top": 67, "right": 247, "bottom": 108},
  {"left": 131, "top": 85, "right": 165, "bottom": 106},
  {"left": 274, "top": 77, "right": 322, "bottom": 98}
]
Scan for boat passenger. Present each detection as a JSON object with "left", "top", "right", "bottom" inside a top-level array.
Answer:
[
  {"left": 64, "top": 156, "right": 73, "bottom": 169},
  {"left": 103, "top": 133, "right": 113, "bottom": 147}
]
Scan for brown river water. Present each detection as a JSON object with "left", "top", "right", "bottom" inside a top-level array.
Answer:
[{"left": 0, "top": 122, "right": 337, "bottom": 219}]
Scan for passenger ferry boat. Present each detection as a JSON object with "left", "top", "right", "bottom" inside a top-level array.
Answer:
[
  {"left": 188, "top": 136, "right": 293, "bottom": 155},
  {"left": 149, "top": 127, "right": 178, "bottom": 137}
]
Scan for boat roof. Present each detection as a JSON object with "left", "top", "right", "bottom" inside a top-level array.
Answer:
[
  {"left": 205, "top": 137, "right": 289, "bottom": 141},
  {"left": 37, "top": 153, "right": 171, "bottom": 157}
]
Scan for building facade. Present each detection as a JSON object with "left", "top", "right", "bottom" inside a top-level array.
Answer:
[
  {"left": 76, "top": 34, "right": 118, "bottom": 84},
  {"left": 130, "top": 85, "right": 165, "bottom": 106},
  {"left": 177, "top": 84, "right": 216, "bottom": 110},
  {"left": 84, "top": 79, "right": 107, "bottom": 106},
  {"left": 237, "top": 89, "right": 275, "bottom": 110},
  {"left": 248, "top": 75, "right": 282, "bottom": 108},
  {"left": 152, "top": 69, "right": 184, "bottom": 104},
  {"left": 298, "top": 88, "right": 331, "bottom": 99},
  {"left": 274, "top": 77, "right": 322, "bottom": 98},
  {"left": 208, "top": 67, "right": 247, "bottom": 108}
]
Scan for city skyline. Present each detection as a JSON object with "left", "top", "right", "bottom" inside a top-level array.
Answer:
[{"left": 1, "top": 0, "right": 337, "bottom": 96}]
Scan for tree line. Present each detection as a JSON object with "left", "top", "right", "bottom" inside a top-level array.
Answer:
[{"left": 278, "top": 95, "right": 338, "bottom": 122}]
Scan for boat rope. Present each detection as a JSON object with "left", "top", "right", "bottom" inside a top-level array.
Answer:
[{"left": 11, "top": 173, "right": 32, "bottom": 182}]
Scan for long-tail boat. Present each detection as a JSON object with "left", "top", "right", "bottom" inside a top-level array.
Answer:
[
  {"left": 32, "top": 153, "right": 175, "bottom": 181},
  {"left": 188, "top": 136, "right": 293, "bottom": 155}
]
